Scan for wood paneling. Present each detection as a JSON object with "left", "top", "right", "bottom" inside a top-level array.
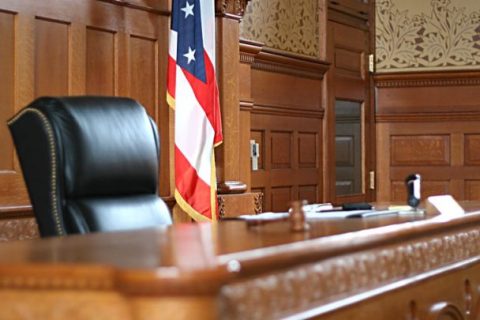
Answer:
[
  {"left": 391, "top": 180, "right": 450, "bottom": 202},
  {"left": 298, "top": 132, "right": 317, "bottom": 168},
  {"left": 271, "top": 131, "right": 292, "bottom": 169},
  {"left": 0, "top": 0, "right": 171, "bottom": 213},
  {"left": 251, "top": 113, "right": 323, "bottom": 212},
  {"left": 465, "top": 134, "right": 480, "bottom": 166},
  {"left": 129, "top": 35, "right": 157, "bottom": 117},
  {"left": 0, "top": 11, "right": 15, "bottom": 172},
  {"left": 35, "top": 18, "right": 69, "bottom": 96},
  {"left": 390, "top": 135, "right": 450, "bottom": 166},
  {"left": 376, "top": 71, "right": 480, "bottom": 202},
  {"left": 241, "top": 43, "right": 327, "bottom": 212},
  {"left": 271, "top": 186, "right": 292, "bottom": 212},
  {"left": 86, "top": 27, "right": 116, "bottom": 95},
  {"left": 465, "top": 181, "right": 480, "bottom": 200}
]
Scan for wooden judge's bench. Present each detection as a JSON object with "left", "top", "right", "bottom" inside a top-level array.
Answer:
[{"left": 1, "top": 204, "right": 480, "bottom": 320}]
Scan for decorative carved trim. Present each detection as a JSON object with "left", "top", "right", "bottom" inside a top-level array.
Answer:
[
  {"left": 376, "top": 78, "right": 480, "bottom": 88},
  {"left": 0, "top": 266, "right": 114, "bottom": 290},
  {"left": 375, "top": 71, "right": 480, "bottom": 88},
  {"left": 376, "top": 112, "right": 480, "bottom": 123},
  {"left": 220, "top": 227, "right": 480, "bottom": 319},
  {"left": 0, "top": 218, "right": 39, "bottom": 242},
  {"left": 217, "top": 196, "right": 226, "bottom": 219},
  {"left": 253, "top": 48, "right": 330, "bottom": 80},
  {"left": 253, "top": 193, "right": 263, "bottom": 214},
  {"left": 216, "top": 0, "right": 251, "bottom": 18},
  {"left": 252, "top": 103, "right": 324, "bottom": 119}
]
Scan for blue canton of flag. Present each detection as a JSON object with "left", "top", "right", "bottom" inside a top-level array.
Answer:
[{"left": 171, "top": 0, "right": 207, "bottom": 83}]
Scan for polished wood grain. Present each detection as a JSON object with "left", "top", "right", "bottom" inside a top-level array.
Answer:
[
  {"left": 376, "top": 71, "right": 480, "bottom": 203},
  {"left": 0, "top": 0, "right": 173, "bottom": 214},
  {"left": 1, "top": 203, "right": 480, "bottom": 319}
]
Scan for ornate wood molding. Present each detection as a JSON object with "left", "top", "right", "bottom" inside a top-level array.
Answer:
[
  {"left": 220, "top": 227, "right": 480, "bottom": 319},
  {"left": 252, "top": 103, "right": 325, "bottom": 119},
  {"left": 0, "top": 218, "right": 39, "bottom": 242},
  {"left": 376, "top": 111, "right": 480, "bottom": 123},
  {"left": 253, "top": 48, "right": 330, "bottom": 80},
  {"left": 216, "top": 0, "right": 251, "bottom": 18},
  {"left": 239, "top": 39, "right": 262, "bottom": 65},
  {"left": 375, "top": 71, "right": 480, "bottom": 88}
]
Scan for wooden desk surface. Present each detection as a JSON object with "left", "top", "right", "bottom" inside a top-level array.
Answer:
[{"left": 1, "top": 203, "right": 480, "bottom": 319}]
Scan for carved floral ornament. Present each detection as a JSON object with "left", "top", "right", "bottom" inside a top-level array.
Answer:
[
  {"left": 215, "top": 0, "right": 251, "bottom": 16},
  {"left": 376, "top": 0, "right": 480, "bottom": 72}
]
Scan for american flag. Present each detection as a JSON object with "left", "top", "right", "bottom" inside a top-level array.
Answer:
[{"left": 167, "top": 0, "right": 223, "bottom": 221}]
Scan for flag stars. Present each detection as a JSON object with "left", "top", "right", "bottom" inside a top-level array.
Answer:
[
  {"left": 184, "top": 46, "right": 196, "bottom": 64},
  {"left": 181, "top": 1, "right": 194, "bottom": 18}
]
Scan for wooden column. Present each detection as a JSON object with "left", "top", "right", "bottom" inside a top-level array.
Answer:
[{"left": 214, "top": 0, "right": 250, "bottom": 194}]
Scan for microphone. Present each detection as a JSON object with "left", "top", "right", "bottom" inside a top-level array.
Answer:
[{"left": 405, "top": 174, "right": 421, "bottom": 208}]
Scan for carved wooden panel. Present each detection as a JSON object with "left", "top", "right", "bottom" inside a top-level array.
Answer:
[
  {"left": 217, "top": 192, "right": 263, "bottom": 218},
  {"left": 0, "top": 11, "right": 15, "bottom": 172},
  {"left": 376, "top": 71, "right": 480, "bottom": 203},
  {"left": 298, "top": 132, "right": 317, "bottom": 168},
  {"left": 390, "top": 135, "right": 450, "bottom": 166},
  {"left": 465, "top": 181, "right": 480, "bottom": 201},
  {"left": 391, "top": 180, "right": 450, "bottom": 202},
  {"left": 251, "top": 113, "right": 322, "bottom": 212},
  {"left": 220, "top": 227, "right": 480, "bottom": 320},
  {"left": 0, "top": 218, "right": 39, "bottom": 242},
  {"left": 251, "top": 69, "right": 322, "bottom": 110},
  {"left": 298, "top": 185, "right": 317, "bottom": 205},
  {"left": 464, "top": 134, "right": 480, "bottom": 166},
  {"left": 129, "top": 35, "right": 157, "bottom": 118},
  {"left": 271, "top": 131, "right": 292, "bottom": 169},
  {"left": 335, "top": 48, "right": 362, "bottom": 75},
  {"left": 86, "top": 27, "right": 116, "bottom": 95},
  {"left": 270, "top": 186, "right": 292, "bottom": 212},
  {"left": 0, "top": 0, "right": 171, "bottom": 215},
  {"left": 35, "top": 18, "right": 69, "bottom": 97}
]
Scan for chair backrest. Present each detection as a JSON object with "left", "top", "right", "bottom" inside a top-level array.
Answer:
[{"left": 8, "top": 96, "right": 172, "bottom": 237}]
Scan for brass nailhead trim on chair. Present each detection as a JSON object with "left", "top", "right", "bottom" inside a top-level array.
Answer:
[{"left": 8, "top": 108, "right": 64, "bottom": 236}]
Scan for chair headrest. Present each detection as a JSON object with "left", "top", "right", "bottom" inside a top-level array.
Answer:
[{"left": 31, "top": 96, "right": 159, "bottom": 197}]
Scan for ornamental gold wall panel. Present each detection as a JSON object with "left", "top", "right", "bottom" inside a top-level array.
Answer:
[
  {"left": 376, "top": 0, "right": 480, "bottom": 72},
  {"left": 240, "top": 0, "right": 319, "bottom": 58}
]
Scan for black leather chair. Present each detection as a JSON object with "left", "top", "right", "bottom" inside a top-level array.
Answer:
[{"left": 8, "top": 96, "right": 172, "bottom": 237}]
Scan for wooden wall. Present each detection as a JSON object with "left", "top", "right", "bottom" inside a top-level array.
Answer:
[
  {"left": 239, "top": 43, "right": 329, "bottom": 212},
  {"left": 0, "top": 0, "right": 177, "bottom": 238},
  {"left": 375, "top": 71, "right": 480, "bottom": 203},
  {"left": 0, "top": 0, "right": 172, "bottom": 209}
]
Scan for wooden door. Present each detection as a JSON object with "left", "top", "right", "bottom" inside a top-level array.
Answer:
[{"left": 325, "top": 0, "right": 375, "bottom": 204}]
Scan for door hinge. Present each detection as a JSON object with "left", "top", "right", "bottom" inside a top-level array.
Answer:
[
  {"left": 368, "top": 54, "right": 375, "bottom": 73},
  {"left": 369, "top": 171, "right": 375, "bottom": 190}
]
